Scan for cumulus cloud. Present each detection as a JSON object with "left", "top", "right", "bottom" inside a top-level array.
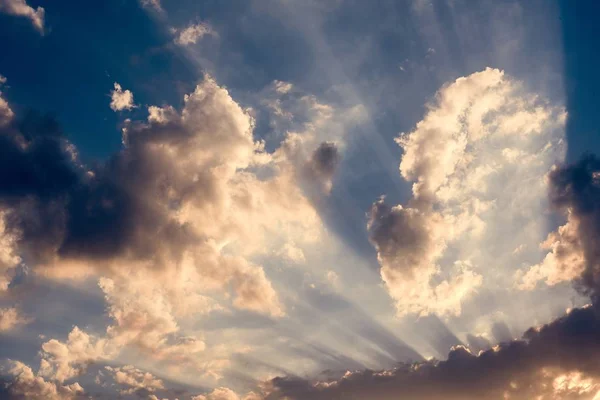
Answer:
[
  {"left": 0, "top": 306, "right": 30, "bottom": 331},
  {"left": 545, "top": 156, "right": 600, "bottom": 300},
  {"left": 516, "top": 212, "right": 585, "bottom": 289},
  {"left": 109, "top": 82, "right": 135, "bottom": 111},
  {"left": 174, "top": 22, "right": 215, "bottom": 46},
  {"left": 192, "top": 387, "right": 261, "bottom": 400},
  {"left": 0, "top": 210, "right": 20, "bottom": 291},
  {"left": 516, "top": 156, "right": 600, "bottom": 295},
  {"left": 0, "top": 76, "right": 313, "bottom": 314},
  {"left": 259, "top": 151, "right": 600, "bottom": 399},
  {"left": 367, "top": 199, "right": 481, "bottom": 317},
  {"left": 0, "top": 78, "right": 14, "bottom": 125},
  {"left": 0, "top": 75, "right": 336, "bottom": 389},
  {"left": 38, "top": 326, "right": 110, "bottom": 383},
  {"left": 1, "top": 360, "right": 84, "bottom": 400},
  {"left": 0, "top": 0, "right": 44, "bottom": 33},
  {"left": 369, "top": 68, "right": 566, "bottom": 317},
  {"left": 105, "top": 365, "right": 164, "bottom": 395}
]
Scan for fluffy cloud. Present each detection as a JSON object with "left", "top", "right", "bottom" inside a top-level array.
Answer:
[
  {"left": 105, "top": 365, "right": 164, "bottom": 395},
  {"left": 260, "top": 152, "right": 600, "bottom": 399},
  {"left": 192, "top": 387, "right": 262, "bottom": 400},
  {"left": 369, "top": 68, "right": 566, "bottom": 317},
  {"left": 174, "top": 22, "right": 215, "bottom": 46},
  {"left": 0, "top": 75, "right": 316, "bottom": 314},
  {"left": 516, "top": 212, "right": 586, "bottom": 289},
  {"left": 109, "top": 82, "right": 135, "bottom": 111},
  {"left": 0, "top": 306, "right": 30, "bottom": 331},
  {"left": 1, "top": 360, "right": 84, "bottom": 400},
  {"left": 545, "top": 156, "right": 600, "bottom": 300},
  {"left": 0, "top": 75, "right": 336, "bottom": 389},
  {"left": 0, "top": 78, "right": 14, "bottom": 126},
  {"left": 39, "top": 326, "right": 110, "bottom": 383},
  {"left": 0, "top": 0, "right": 44, "bottom": 33},
  {"left": 0, "top": 210, "right": 20, "bottom": 292},
  {"left": 517, "top": 156, "right": 600, "bottom": 295}
]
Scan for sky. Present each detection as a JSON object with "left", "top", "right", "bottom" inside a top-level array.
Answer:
[{"left": 0, "top": 0, "right": 600, "bottom": 399}]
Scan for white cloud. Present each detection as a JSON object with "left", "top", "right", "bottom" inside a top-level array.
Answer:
[
  {"left": 0, "top": 307, "right": 30, "bottom": 331},
  {"left": 39, "top": 326, "right": 111, "bottom": 383},
  {"left": 0, "top": 72, "right": 371, "bottom": 392},
  {"left": 0, "top": 210, "right": 20, "bottom": 291},
  {"left": 0, "top": 81, "right": 14, "bottom": 126},
  {"left": 175, "top": 22, "right": 215, "bottom": 46},
  {"left": 105, "top": 365, "right": 165, "bottom": 395},
  {"left": 1, "top": 360, "right": 84, "bottom": 400},
  {"left": 109, "top": 82, "right": 135, "bottom": 111},
  {"left": 370, "top": 68, "right": 567, "bottom": 317},
  {"left": 192, "top": 387, "right": 263, "bottom": 400},
  {"left": 0, "top": 0, "right": 44, "bottom": 33},
  {"left": 0, "top": 75, "right": 344, "bottom": 388},
  {"left": 516, "top": 212, "right": 586, "bottom": 290}
]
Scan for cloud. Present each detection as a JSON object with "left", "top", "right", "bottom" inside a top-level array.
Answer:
[
  {"left": 192, "top": 387, "right": 262, "bottom": 400},
  {"left": 0, "top": 79, "right": 14, "bottom": 125},
  {"left": 261, "top": 304, "right": 600, "bottom": 399},
  {"left": 1, "top": 360, "right": 84, "bottom": 400},
  {"left": 0, "top": 75, "right": 333, "bottom": 388},
  {"left": 0, "top": 210, "right": 20, "bottom": 292},
  {"left": 0, "top": 0, "right": 44, "bottom": 33},
  {"left": 109, "top": 82, "right": 135, "bottom": 111},
  {"left": 304, "top": 142, "right": 340, "bottom": 194},
  {"left": 0, "top": 76, "right": 312, "bottom": 315},
  {"left": 263, "top": 82, "right": 366, "bottom": 198},
  {"left": 259, "top": 151, "right": 600, "bottom": 399},
  {"left": 369, "top": 67, "right": 566, "bottom": 317},
  {"left": 367, "top": 198, "right": 481, "bottom": 317},
  {"left": 139, "top": 0, "right": 163, "bottom": 13},
  {"left": 174, "top": 22, "right": 216, "bottom": 46},
  {"left": 0, "top": 307, "right": 30, "bottom": 331},
  {"left": 104, "top": 365, "right": 164, "bottom": 395},
  {"left": 545, "top": 156, "right": 600, "bottom": 301},
  {"left": 38, "top": 326, "right": 110, "bottom": 383},
  {"left": 516, "top": 212, "right": 585, "bottom": 290}
]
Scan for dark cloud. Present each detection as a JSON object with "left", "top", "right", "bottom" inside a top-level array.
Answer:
[
  {"left": 0, "top": 110, "right": 195, "bottom": 270},
  {"left": 308, "top": 141, "right": 339, "bottom": 181},
  {"left": 549, "top": 155, "right": 600, "bottom": 301},
  {"left": 265, "top": 305, "right": 600, "bottom": 400},
  {"left": 299, "top": 141, "right": 341, "bottom": 196},
  {"left": 366, "top": 198, "right": 432, "bottom": 280},
  {"left": 262, "top": 155, "right": 600, "bottom": 400}
]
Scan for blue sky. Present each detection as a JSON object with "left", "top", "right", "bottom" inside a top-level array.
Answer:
[{"left": 1, "top": 1, "right": 600, "bottom": 399}]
